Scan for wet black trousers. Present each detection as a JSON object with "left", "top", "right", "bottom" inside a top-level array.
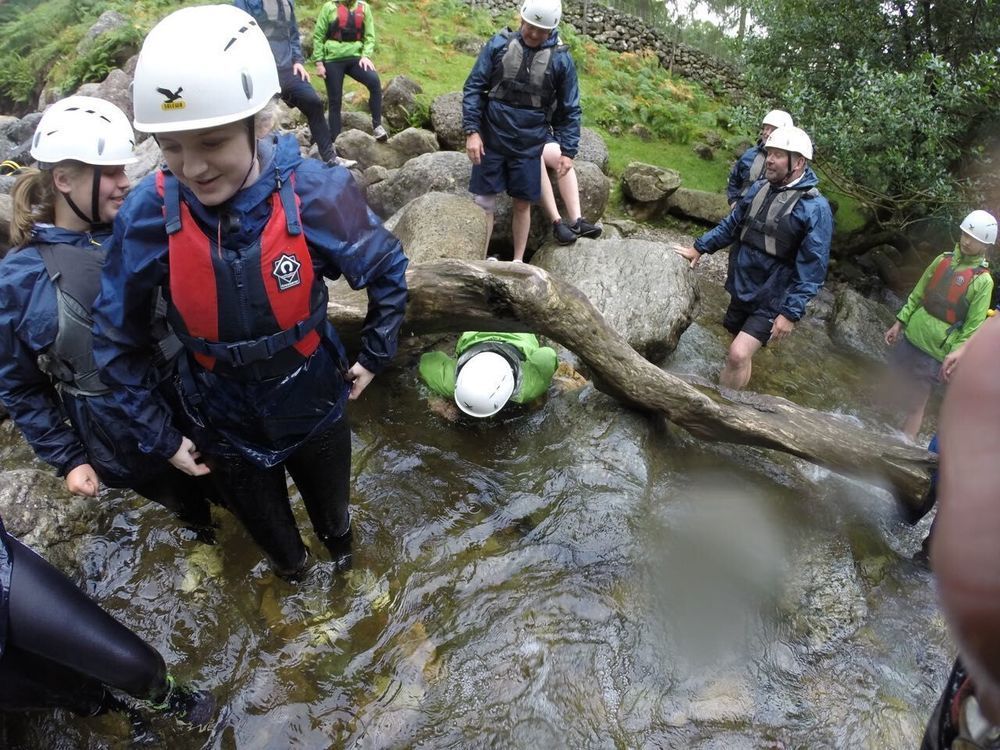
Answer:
[
  {"left": 0, "top": 536, "right": 167, "bottom": 715},
  {"left": 205, "top": 418, "right": 352, "bottom": 577},
  {"left": 131, "top": 470, "right": 215, "bottom": 530}
]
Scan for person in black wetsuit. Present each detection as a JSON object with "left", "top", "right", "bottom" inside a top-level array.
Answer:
[{"left": 0, "top": 513, "right": 213, "bottom": 724}]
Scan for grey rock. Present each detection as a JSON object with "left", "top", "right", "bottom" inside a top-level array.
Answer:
[
  {"left": 429, "top": 92, "right": 465, "bottom": 151},
  {"left": 126, "top": 136, "right": 163, "bottom": 185},
  {"left": 692, "top": 142, "right": 714, "bottom": 160},
  {"left": 575, "top": 127, "right": 610, "bottom": 173},
  {"left": 665, "top": 187, "right": 731, "bottom": 226},
  {"left": 77, "top": 10, "right": 129, "bottom": 55},
  {"left": 335, "top": 127, "right": 438, "bottom": 171},
  {"left": 365, "top": 151, "right": 473, "bottom": 219},
  {"left": 622, "top": 162, "right": 681, "bottom": 203},
  {"left": 0, "top": 193, "right": 12, "bottom": 249},
  {"left": 384, "top": 191, "right": 488, "bottom": 263},
  {"left": 382, "top": 75, "right": 424, "bottom": 131},
  {"left": 533, "top": 238, "right": 698, "bottom": 361},
  {"left": 828, "top": 287, "right": 896, "bottom": 363},
  {"left": 341, "top": 110, "right": 374, "bottom": 134}
]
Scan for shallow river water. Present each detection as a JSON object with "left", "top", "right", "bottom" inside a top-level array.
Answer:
[{"left": 3, "top": 268, "right": 951, "bottom": 749}]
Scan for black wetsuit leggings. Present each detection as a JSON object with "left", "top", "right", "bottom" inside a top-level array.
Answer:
[
  {"left": 205, "top": 418, "right": 352, "bottom": 576},
  {"left": 0, "top": 537, "right": 167, "bottom": 715}
]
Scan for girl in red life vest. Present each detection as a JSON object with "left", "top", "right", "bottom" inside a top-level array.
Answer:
[
  {"left": 312, "top": 0, "right": 388, "bottom": 143},
  {"left": 0, "top": 96, "right": 214, "bottom": 531},
  {"left": 92, "top": 6, "right": 409, "bottom": 579}
]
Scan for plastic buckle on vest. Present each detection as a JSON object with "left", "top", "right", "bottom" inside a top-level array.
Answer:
[{"left": 225, "top": 337, "right": 272, "bottom": 367}]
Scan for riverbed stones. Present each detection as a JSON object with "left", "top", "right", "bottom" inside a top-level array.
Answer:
[
  {"left": 335, "top": 127, "right": 439, "bottom": 171},
  {"left": 622, "top": 162, "right": 682, "bottom": 221},
  {"left": 665, "top": 187, "right": 731, "bottom": 226}
]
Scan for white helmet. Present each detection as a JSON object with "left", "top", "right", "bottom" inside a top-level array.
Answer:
[
  {"left": 454, "top": 351, "right": 516, "bottom": 418},
  {"left": 960, "top": 210, "right": 998, "bottom": 246},
  {"left": 520, "top": 0, "right": 561, "bottom": 29},
  {"left": 761, "top": 109, "right": 793, "bottom": 130},
  {"left": 30, "top": 96, "right": 137, "bottom": 166},
  {"left": 132, "top": 5, "right": 280, "bottom": 134},
  {"left": 765, "top": 125, "right": 813, "bottom": 160}
]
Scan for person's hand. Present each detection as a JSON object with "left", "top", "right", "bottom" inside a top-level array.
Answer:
[
  {"left": 885, "top": 320, "right": 902, "bottom": 346},
  {"left": 940, "top": 345, "right": 965, "bottom": 383},
  {"left": 556, "top": 155, "right": 573, "bottom": 178},
  {"left": 770, "top": 314, "right": 795, "bottom": 343},
  {"left": 465, "top": 132, "right": 484, "bottom": 165},
  {"left": 315, "top": 61, "right": 326, "bottom": 79},
  {"left": 359, "top": 56, "right": 375, "bottom": 72},
  {"left": 293, "top": 62, "right": 310, "bottom": 82},
  {"left": 169, "top": 436, "right": 211, "bottom": 476},
  {"left": 346, "top": 362, "right": 375, "bottom": 400},
  {"left": 673, "top": 245, "right": 701, "bottom": 268},
  {"left": 65, "top": 463, "right": 99, "bottom": 497}
]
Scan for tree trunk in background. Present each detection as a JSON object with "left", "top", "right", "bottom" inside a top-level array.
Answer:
[{"left": 330, "top": 260, "right": 934, "bottom": 511}]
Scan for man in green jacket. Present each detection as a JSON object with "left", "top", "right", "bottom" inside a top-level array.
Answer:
[
  {"left": 312, "top": 0, "right": 387, "bottom": 143},
  {"left": 419, "top": 332, "right": 558, "bottom": 417},
  {"left": 884, "top": 209, "right": 997, "bottom": 441}
]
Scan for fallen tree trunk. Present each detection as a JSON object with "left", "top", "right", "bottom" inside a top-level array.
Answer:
[{"left": 328, "top": 260, "right": 934, "bottom": 510}]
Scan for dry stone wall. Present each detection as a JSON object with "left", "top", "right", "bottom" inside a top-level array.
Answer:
[{"left": 464, "top": 0, "right": 742, "bottom": 98}]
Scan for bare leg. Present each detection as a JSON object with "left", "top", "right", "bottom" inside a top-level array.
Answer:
[
  {"left": 719, "top": 332, "right": 764, "bottom": 390},
  {"left": 511, "top": 197, "right": 532, "bottom": 262},
  {"left": 538, "top": 148, "right": 561, "bottom": 224},
  {"left": 473, "top": 193, "right": 497, "bottom": 258},
  {"left": 543, "top": 142, "right": 582, "bottom": 221},
  {"left": 901, "top": 383, "right": 932, "bottom": 442}
]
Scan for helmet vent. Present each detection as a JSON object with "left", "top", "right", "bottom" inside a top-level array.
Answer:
[
  {"left": 97, "top": 136, "right": 106, "bottom": 155},
  {"left": 241, "top": 71, "right": 253, "bottom": 101}
]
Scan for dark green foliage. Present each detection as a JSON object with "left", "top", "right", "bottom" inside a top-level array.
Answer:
[{"left": 743, "top": 0, "right": 1000, "bottom": 226}]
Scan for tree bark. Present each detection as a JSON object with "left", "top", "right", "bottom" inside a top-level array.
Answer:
[{"left": 331, "top": 260, "right": 934, "bottom": 511}]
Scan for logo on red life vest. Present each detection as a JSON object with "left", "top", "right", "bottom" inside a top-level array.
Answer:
[
  {"left": 955, "top": 276, "right": 966, "bottom": 286},
  {"left": 272, "top": 253, "right": 302, "bottom": 291}
]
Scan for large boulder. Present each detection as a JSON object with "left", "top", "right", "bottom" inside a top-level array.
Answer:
[
  {"left": 828, "top": 287, "right": 896, "bottom": 363},
  {"left": 666, "top": 187, "right": 731, "bottom": 226},
  {"left": 0, "top": 193, "right": 13, "bottom": 250},
  {"left": 365, "top": 151, "right": 473, "bottom": 219},
  {"left": 126, "top": 135, "right": 163, "bottom": 184},
  {"left": 382, "top": 75, "right": 424, "bottom": 132},
  {"left": 383, "top": 192, "right": 488, "bottom": 263},
  {"left": 621, "top": 162, "right": 681, "bottom": 221},
  {"left": 532, "top": 238, "right": 699, "bottom": 361},
  {"left": 429, "top": 92, "right": 464, "bottom": 151},
  {"left": 576, "top": 127, "right": 610, "bottom": 174},
  {"left": 76, "top": 10, "right": 130, "bottom": 55},
  {"left": 335, "top": 127, "right": 439, "bottom": 171}
]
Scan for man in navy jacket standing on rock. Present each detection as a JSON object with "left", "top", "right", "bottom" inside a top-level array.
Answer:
[
  {"left": 462, "top": 0, "right": 588, "bottom": 262},
  {"left": 675, "top": 126, "right": 833, "bottom": 390}
]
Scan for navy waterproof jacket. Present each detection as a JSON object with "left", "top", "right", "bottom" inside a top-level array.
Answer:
[
  {"left": 92, "top": 134, "right": 408, "bottom": 468},
  {"left": 234, "top": 0, "right": 304, "bottom": 74},
  {"left": 0, "top": 226, "right": 111, "bottom": 476},
  {"left": 726, "top": 143, "right": 765, "bottom": 205},
  {"left": 694, "top": 166, "right": 833, "bottom": 322},
  {"left": 462, "top": 28, "right": 581, "bottom": 159}
]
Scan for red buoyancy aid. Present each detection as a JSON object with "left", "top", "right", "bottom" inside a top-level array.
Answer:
[
  {"left": 328, "top": 2, "right": 365, "bottom": 42},
  {"left": 921, "top": 252, "right": 989, "bottom": 326},
  {"left": 156, "top": 170, "right": 328, "bottom": 380}
]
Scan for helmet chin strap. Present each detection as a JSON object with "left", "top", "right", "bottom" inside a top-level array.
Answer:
[{"left": 62, "top": 166, "right": 104, "bottom": 226}]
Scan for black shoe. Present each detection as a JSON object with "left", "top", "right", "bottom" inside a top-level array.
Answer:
[
  {"left": 150, "top": 676, "right": 215, "bottom": 727},
  {"left": 552, "top": 219, "right": 578, "bottom": 245},
  {"left": 571, "top": 217, "right": 602, "bottom": 239}
]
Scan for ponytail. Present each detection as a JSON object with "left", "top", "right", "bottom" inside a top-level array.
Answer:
[{"left": 8, "top": 168, "right": 56, "bottom": 248}]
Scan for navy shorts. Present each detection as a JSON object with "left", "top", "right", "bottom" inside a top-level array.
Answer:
[
  {"left": 889, "top": 337, "right": 941, "bottom": 385},
  {"left": 722, "top": 297, "right": 775, "bottom": 346},
  {"left": 469, "top": 149, "right": 542, "bottom": 203}
]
